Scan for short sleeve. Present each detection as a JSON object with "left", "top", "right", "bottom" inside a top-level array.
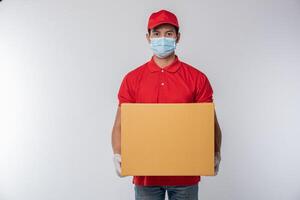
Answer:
[
  {"left": 194, "top": 72, "right": 214, "bottom": 103},
  {"left": 117, "top": 74, "right": 135, "bottom": 106}
]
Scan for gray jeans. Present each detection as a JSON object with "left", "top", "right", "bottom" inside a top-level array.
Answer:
[{"left": 134, "top": 183, "right": 199, "bottom": 200}]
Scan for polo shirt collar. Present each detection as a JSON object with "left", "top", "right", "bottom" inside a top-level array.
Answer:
[{"left": 147, "top": 55, "right": 181, "bottom": 73}]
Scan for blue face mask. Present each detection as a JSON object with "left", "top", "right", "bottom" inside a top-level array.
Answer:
[{"left": 150, "top": 37, "right": 177, "bottom": 58}]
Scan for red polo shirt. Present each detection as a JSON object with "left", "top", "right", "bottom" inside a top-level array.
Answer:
[{"left": 117, "top": 55, "right": 213, "bottom": 186}]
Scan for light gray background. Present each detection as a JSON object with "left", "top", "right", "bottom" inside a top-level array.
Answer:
[{"left": 0, "top": 0, "right": 300, "bottom": 199}]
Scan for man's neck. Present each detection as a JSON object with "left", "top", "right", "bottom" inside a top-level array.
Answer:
[{"left": 153, "top": 53, "right": 176, "bottom": 68}]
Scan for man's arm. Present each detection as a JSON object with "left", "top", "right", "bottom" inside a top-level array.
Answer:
[
  {"left": 111, "top": 106, "right": 121, "bottom": 154},
  {"left": 214, "top": 109, "right": 222, "bottom": 175},
  {"left": 111, "top": 106, "right": 123, "bottom": 177},
  {"left": 214, "top": 110, "right": 222, "bottom": 155}
]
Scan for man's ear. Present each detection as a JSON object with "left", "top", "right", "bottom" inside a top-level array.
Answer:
[
  {"left": 146, "top": 33, "right": 151, "bottom": 43},
  {"left": 176, "top": 32, "right": 181, "bottom": 43}
]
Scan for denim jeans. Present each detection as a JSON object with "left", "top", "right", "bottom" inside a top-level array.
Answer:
[{"left": 134, "top": 183, "right": 199, "bottom": 200}]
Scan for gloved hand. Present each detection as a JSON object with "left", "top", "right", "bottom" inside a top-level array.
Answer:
[
  {"left": 113, "top": 153, "right": 123, "bottom": 177},
  {"left": 214, "top": 152, "right": 221, "bottom": 176}
]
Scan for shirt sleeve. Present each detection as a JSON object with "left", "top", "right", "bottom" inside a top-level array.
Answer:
[
  {"left": 194, "top": 72, "right": 214, "bottom": 103},
  {"left": 117, "top": 74, "right": 135, "bottom": 106}
]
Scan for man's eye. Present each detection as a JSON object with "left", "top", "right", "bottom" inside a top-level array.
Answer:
[{"left": 166, "top": 32, "right": 174, "bottom": 37}]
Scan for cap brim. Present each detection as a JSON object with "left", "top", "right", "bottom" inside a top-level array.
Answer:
[{"left": 149, "top": 21, "right": 179, "bottom": 29}]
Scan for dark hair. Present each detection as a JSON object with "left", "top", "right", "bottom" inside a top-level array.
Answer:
[{"left": 148, "top": 25, "right": 179, "bottom": 35}]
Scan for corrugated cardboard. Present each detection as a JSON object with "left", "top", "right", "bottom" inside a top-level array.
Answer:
[{"left": 121, "top": 103, "right": 215, "bottom": 176}]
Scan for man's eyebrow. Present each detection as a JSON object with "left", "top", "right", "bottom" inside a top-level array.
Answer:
[
  {"left": 152, "top": 29, "right": 174, "bottom": 33},
  {"left": 151, "top": 28, "right": 175, "bottom": 33}
]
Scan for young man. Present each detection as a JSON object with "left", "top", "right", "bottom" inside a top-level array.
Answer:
[{"left": 111, "top": 9, "right": 222, "bottom": 200}]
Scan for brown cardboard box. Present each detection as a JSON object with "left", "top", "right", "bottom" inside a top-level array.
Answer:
[{"left": 121, "top": 103, "right": 215, "bottom": 176}]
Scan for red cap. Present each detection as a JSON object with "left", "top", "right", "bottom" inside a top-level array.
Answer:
[{"left": 147, "top": 10, "right": 179, "bottom": 30}]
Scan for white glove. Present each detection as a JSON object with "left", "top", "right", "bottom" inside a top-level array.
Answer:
[
  {"left": 214, "top": 152, "right": 221, "bottom": 176},
  {"left": 113, "top": 153, "right": 123, "bottom": 177}
]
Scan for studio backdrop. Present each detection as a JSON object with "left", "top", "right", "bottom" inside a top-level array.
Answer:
[{"left": 0, "top": 0, "right": 299, "bottom": 200}]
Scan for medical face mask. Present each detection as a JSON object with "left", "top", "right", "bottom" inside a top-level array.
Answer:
[{"left": 150, "top": 37, "right": 177, "bottom": 58}]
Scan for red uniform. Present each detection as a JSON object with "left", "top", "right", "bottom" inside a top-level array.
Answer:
[{"left": 117, "top": 55, "right": 213, "bottom": 186}]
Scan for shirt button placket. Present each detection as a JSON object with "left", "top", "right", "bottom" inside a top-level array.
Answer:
[{"left": 160, "top": 69, "right": 165, "bottom": 86}]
